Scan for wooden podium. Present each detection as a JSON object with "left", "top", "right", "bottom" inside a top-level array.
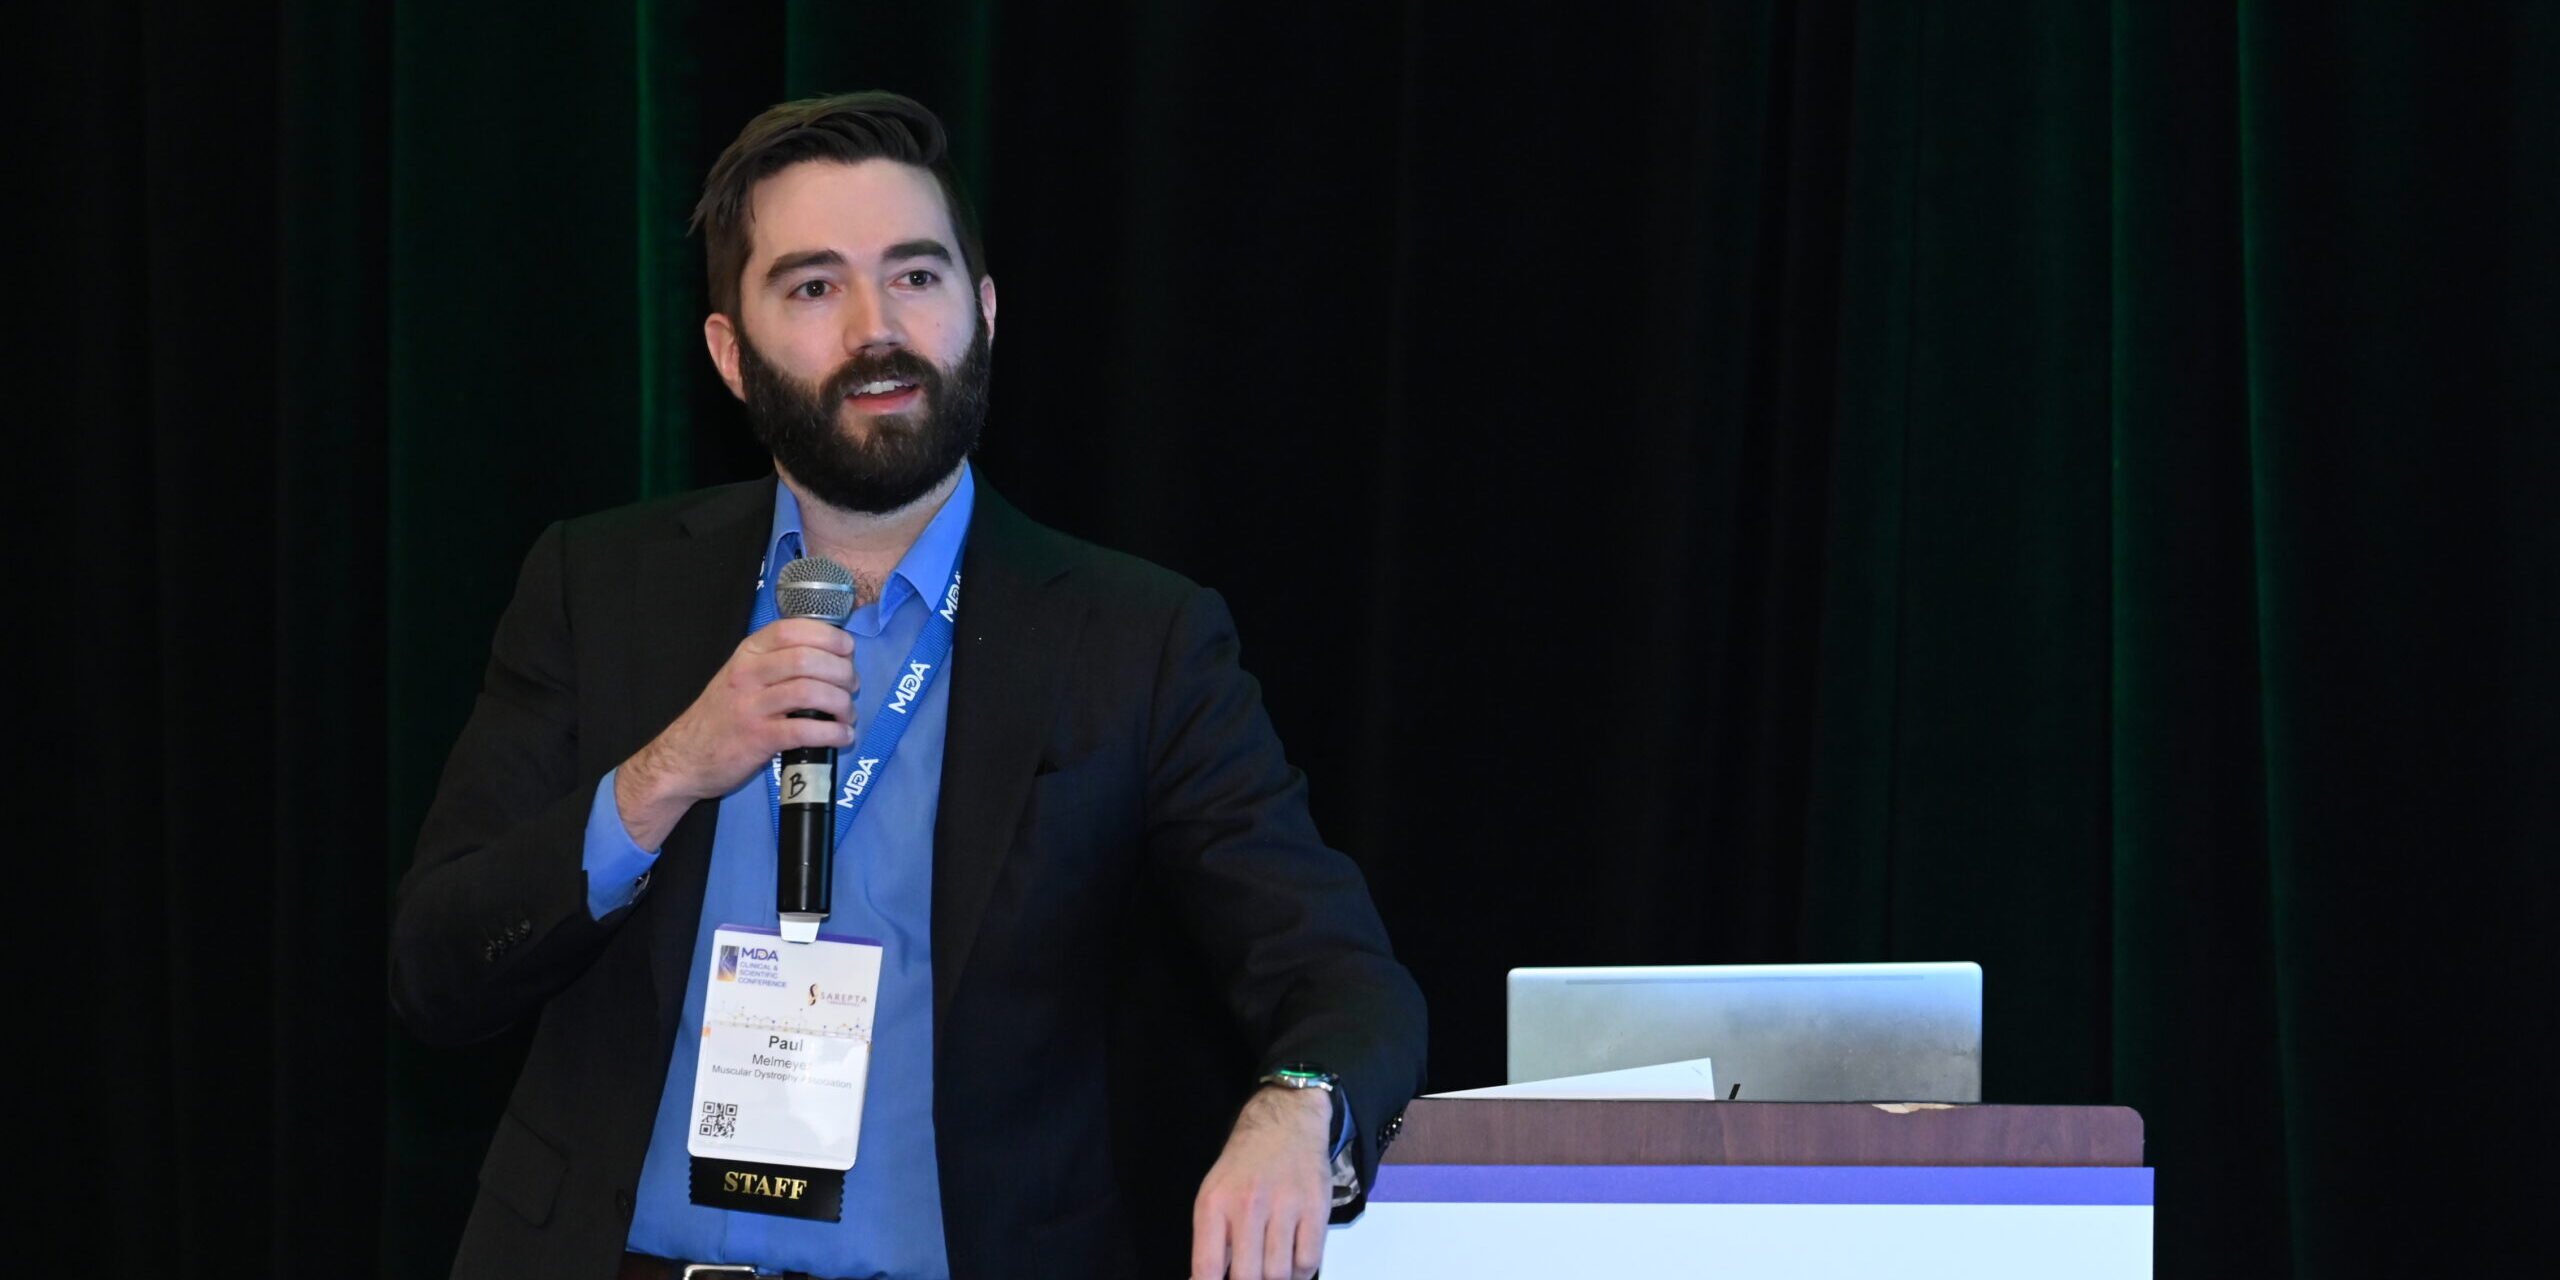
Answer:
[{"left": 1322, "top": 1098, "right": 2151, "bottom": 1278}]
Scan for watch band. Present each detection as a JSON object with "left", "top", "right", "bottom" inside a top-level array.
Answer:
[
  {"left": 1257, "top": 1065, "right": 1339, "bottom": 1094},
  {"left": 1258, "top": 1064, "right": 1346, "bottom": 1149}
]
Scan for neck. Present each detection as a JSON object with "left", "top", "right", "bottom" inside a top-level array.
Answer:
[{"left": 780, "top": 464, "right": 965, "bottom": 592}]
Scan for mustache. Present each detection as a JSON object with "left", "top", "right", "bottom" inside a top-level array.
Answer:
[{"left": 819, "top": 348, "right": 942, "bottom": 402}]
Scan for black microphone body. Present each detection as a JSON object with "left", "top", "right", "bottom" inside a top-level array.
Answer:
[
  {"left": 772, "top": 557, "right": 858, "bottom": 942},
  {"left": 778, "top": 717, "right": 836, "bottom": 923}
]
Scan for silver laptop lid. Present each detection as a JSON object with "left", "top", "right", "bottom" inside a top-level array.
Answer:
[{"left": 1506, "top": 961, "right": 1983, "bottom": 1102}]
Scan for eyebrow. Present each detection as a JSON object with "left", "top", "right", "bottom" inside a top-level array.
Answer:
[
  {"left": 882, "top": 239, "right": 954, "bottom": 266},
  {"left": 764, "top": 249, "right": 846, "bottom": 284}
]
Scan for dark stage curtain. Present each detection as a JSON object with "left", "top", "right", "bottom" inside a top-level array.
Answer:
[{"left": 54, "top": 2, "right": 2554, "bottom": 1276}]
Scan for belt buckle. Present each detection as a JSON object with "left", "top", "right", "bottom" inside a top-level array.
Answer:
[{"left": 681, "top": 1268, "right": 765, "bottom": 1279}]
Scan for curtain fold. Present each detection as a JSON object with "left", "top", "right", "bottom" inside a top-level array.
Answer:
[
  {"left": 2108, "top": 3, "right": 2291, "bottom": 1267},
  {"left": 2230, "top": 3, "right": 2559, "bottom": 1267}
]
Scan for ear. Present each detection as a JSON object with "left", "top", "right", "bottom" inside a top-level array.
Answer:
[
  {"left": 977, "top": 276, "right": 998, "bottom": 344},
  {"left": 704, "top": 312, "right": 746, "bottom": 400}
]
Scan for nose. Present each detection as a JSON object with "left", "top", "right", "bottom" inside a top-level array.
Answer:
[{"left": 840, "top": 280, "right": 902, "bottom": 356}]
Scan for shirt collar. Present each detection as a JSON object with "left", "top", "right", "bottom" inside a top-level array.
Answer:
[{"left": 764, "top": 462, "right": 975, "bottom": 632}]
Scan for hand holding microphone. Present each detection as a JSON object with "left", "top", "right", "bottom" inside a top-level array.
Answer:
[
  {"left": 615, "top": 557, "right": 859, "bottom": 859},
  {"left": 770, "top": 557, "right": 858, "bottom": 941}
]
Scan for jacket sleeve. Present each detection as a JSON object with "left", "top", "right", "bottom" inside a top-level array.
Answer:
[
  {"left": 1140, "top": 586, "right": 1428, "bottom": 1211},
  {"left": 389, "top": 520, "right": 633, "bottom": 1047}
]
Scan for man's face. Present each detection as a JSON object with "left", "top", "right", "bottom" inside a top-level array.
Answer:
[{"left": 710, "top": 158, "right": 998, "bottom": 514}]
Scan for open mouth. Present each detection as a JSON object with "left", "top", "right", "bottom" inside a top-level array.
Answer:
[{"left": 845, "top": 378, "right": 920, "bottom": 411}]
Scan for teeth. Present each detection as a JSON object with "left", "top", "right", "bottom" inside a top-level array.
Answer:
[{"left": 853, "top": 380, "right": 912, "bottom": 396}]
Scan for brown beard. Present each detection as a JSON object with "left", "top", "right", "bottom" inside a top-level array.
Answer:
[{"left": 735, "top": 322, "right": 992, "bottom": 514}]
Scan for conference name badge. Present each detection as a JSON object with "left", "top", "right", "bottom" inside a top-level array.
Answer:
[{"left": 685, "top": 925, "right": 882, "bottom": 1221}]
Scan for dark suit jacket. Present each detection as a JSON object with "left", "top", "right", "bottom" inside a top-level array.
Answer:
[{"left": 391, "top": 477, "right": 1427, "bottom": 1280}]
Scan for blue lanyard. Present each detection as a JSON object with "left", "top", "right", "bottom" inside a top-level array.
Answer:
[{"left": 758, "top": 556, "right": 965, "bottom": 854}]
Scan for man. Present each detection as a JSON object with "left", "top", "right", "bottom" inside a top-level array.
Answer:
[{"left": 391, "top": 92, "right": 1425, "bottom": 1280}]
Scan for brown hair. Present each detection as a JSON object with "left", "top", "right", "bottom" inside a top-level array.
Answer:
[{"left": 691, "top": 91, "right": 988, "bottom": 320}]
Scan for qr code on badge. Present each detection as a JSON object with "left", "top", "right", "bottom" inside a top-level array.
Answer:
[{"left": 698, "top": 1101, "right": 738, "bottom": 1139}]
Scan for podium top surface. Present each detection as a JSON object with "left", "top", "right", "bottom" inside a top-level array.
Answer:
[{"left": 1382, "top": 1098, "right": 2143, "bottom": 1168}]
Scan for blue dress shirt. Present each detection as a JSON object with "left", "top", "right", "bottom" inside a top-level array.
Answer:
[{"left": 579, "top": 465, "right": 975, "bottom": 1278}]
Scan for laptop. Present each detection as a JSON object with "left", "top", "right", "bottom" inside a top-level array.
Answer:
[{"left": 1506, "top": 961, "right": 1983, "bottom": 1102}]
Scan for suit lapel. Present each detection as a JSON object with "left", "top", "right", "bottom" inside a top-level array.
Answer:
[
  {"left": 636, "top": 481, "right": 774, "bottom": 1026},
  {"left": 932, "top": 484, "right": 1077, "bottom": 1046}
]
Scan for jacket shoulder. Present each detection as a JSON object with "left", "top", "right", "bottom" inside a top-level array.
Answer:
[{"left": 974, "top": 484, "right": 1204, "bottom": 616}]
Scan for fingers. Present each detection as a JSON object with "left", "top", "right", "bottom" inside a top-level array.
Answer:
[
  {"left": 1260, "top": 1194, "right": 1326, "bottom": 1280},
  {"left": 780, "top": 711, "right": 858, "bottom": 751},
  {"left": 748, "top": 617, "right": 854, "bottom": 656},
  {"left": 1189, "top": 1199, "right": 1227, "bottom": 1280},
  {"left": 1259, "top": 1202, "right": 1293, "bottom": 1280},
  {"left": 733, "top": 643, "right": 856, "bottom": 698},
  {"left": 754, "top": 676, "right": 857, "bottom": 725},
  {"left": 1192, "top": 1185, "right": 1262, "bottom": 1280},
  {"left": 726, "top": 628, "right": 858, "bottom": 737},
  {"left": 1292, "top": 1202, "right": 1326, "bottom": 1280},
  {"left": 1193, "top": 1191, "right": 1323, "bottom": 1280}
]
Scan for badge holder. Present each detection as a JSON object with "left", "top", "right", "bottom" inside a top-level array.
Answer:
[{"left": 685, "top": 925, "right": 883, "bottom": 1221}]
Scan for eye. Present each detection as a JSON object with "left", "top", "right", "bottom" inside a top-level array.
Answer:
[
  {"left": 793, "top": 279, "right": 830, "bottom": 299},
  {"left": 899, "top": 269, "right": 939, "bottom": 288}
]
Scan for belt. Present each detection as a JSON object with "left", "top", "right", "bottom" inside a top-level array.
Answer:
[{"left": 618, "top": 1251, "right": 867, "bottom": 1280}]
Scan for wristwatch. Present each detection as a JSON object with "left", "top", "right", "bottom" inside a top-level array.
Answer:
[{"left": 1258, "top": 1063, "right": 1345, "bottom": 1148}]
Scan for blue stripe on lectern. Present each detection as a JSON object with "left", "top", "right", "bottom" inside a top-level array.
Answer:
[{"left": 1370, "top": 1165, "right": 2153, "bottom": 1206}]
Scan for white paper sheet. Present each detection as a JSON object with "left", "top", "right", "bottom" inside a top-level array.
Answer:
[{"left": 1425, "top": 1056, "right": 1718, "bottom": 1100}]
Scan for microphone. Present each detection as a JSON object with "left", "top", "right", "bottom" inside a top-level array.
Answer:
[{"left": 774, "top": 555, "right": 856, "bottom": 943}]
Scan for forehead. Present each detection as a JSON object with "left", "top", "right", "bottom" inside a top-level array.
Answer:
[{"left": 743, "top": 158, "right": 958, "bottom": 264}]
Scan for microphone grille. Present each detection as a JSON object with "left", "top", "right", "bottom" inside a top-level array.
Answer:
[{"left": 775, "top": 555, "right": 857, "bottom": 623}]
